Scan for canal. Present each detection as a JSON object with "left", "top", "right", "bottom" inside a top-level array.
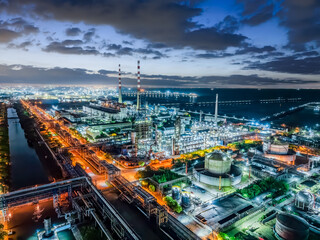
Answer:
[{"left": 7, "top": 108, "right": 49, "bottom": 190}]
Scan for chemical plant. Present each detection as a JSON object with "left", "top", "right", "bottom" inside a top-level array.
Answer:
[{"left": 0, "top": 61, "right": 320, "bottom": 240}]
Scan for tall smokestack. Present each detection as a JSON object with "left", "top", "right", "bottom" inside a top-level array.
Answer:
[
  {"left": 136, "top": 60, "right": 141, "bottom": 111},
  {"left": 118, "top": 64, "right": 122, "bottom": 103},
  {"left": 215, "top": 93, "right": 218, "bottom": 125}
]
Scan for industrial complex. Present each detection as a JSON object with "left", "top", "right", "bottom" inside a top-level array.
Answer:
[{"left": 0, "top": 61, "right": 320, "bottom": 240}]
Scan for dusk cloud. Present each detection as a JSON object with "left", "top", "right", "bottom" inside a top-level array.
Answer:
[
  {"left": 44, "top": 41, "right": 100, "bottom": 55},
  {"left": 3, "top": 0, "right": 247, "bottom": 50},
  {"left": 0, "top": 17, "right": 38, "bottom": 42},
  {"left": 0, "top": 64, "right": 317, "bottom": 88},
  {"left": 0, "top": 0, "right": 319, "bottom": 88},
  {"left": 246, "top": 54, "right": 320, "bottom": 74},
  {"left": 65, "top": 27, "right": 81, "bottom": 36}
]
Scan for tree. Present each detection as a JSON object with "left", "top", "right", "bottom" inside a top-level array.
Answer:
[
  {"left": 104, "top": 152, "right": 112, "bottom": 160},
  {"left": 163, "top": 196, "right": 183, "bottom": 213},
  {"left": 0, "top": 224, "right": 7, "bottom": 240},
  {"left": 149, "top": 184, "right": 155, "bottom": 192}
]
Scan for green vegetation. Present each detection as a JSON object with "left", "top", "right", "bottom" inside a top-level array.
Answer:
[
  {"left": 289, "top": 144, "right": 320, "bottom": 155},
  {"left": 227, "top": 140, "right": 262, "bottom": 151},
  {"left": 177, "top": 145, "right": 229, "bottom": 162},
  {"left": 69, "top": 127, "right": 85, "bottom": 140},
  {"left": 42, "top": 130, "right": 62, "bottom": 149},
  {"left": 96, "top": 132, "right": 108, "bottom": 139},
  {"left": 311, "top": 183, "right": 320, "bottom": 193},
  {"left": 148, "top": 184, "right": 155, "bottom": 192},
  {"left": 138, "top": 161, "right": 145, "bottom": 167},
  {"left": 0, "top": 224, "right": 7, "bottom": 240},
  {"left": 0, "top": 103, "right": 10, "bottom": 193},
  {"left": 171, "top": 145, "right": 230, "bottom": 169},
  {"left": 104, "top": 152, "right": 112, "bottom": 160},
  {"left": 272, "top": 194, "right": 290, "bottom": 205},
  {"left": 217, "top": 232, "right": 238, "bottom": 240},
  {"left": 221, "top": 186, "right": 234, "bottom": 192},
  {"left": 135, "top": 166, "right": 183, "bottom": 184},
  {"left": 237, "top": 177, "right": 289, "bottom": 199},
  {"left": 163, "top": 196, "right": 182, "bottom": 213}
]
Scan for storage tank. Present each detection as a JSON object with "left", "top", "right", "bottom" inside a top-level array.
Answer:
[
  {"left": 181, "top": 192, "right": 191, "bottom": 207},
  {"left": 194, "top": 150, "right": 242, "bottom": 187},
  {"left": 295, "top": 190, "right": 314, "bottom": 211},
  {"left": 172, "top": 186, "right": 181, "bottom": 200},
  {"left": 275, "top": 213, "right": 309, "bottom": 240},
  {"left": 204, "top": 151, "right": 232, "bottom": 175}
]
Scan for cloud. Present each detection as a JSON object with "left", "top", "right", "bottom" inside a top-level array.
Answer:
[
  {"left": 237, "top": 0, "right": 276, "bottom": 26},
  {"left": 141, "top": 73, "right": 318, "bottom": 87},
  {"left": 0, "top": 64, "right": 317, "bottom": 88},
  {"left": 42, "top": 39, "right": 166, "bottom": 58},
  {"left": 245, "top": 54, "right": 320, "bottom": 74},
  {"left": 65, "top": 27, "right": 81, "bottom": 36},
  {"left": 2, "top": 17, "right": 39, "bottom": 34},
  {"left": 0, "top": 17, "right": 39, "bottom": 42},
  {"left": 237, "top": 0, "right": 320, "bottom": 49},
  {"left": 235, "top": 45, "right": 276, "bottom": 55},
  {"left": 279, "top": 0, "right": 320, "bottom": 48},
  {"left": 83, "top": 28, "right": 96, "bottom": 42},
  {"left": 0, "top": 64, "right": 115, "bottom": 85},
  {"left": 106, "top": 44, "right": 167, "bottom": 58},
  {"left": 122, "top": 40, "right": 133, "bottom": 45},
  {"left": 61, "top": 39, "right": 83, "bottom": 45},
  {"left": 195, "top": 52, "right": 232, "bottom": 59},
  {"left": 115, "top": 47, "right": 133, "bottom": 56},
  {"left": 3, "top": 0, "right": 247, "bottom": 50},
  {"left": 147, "top": 43, "right": 168, "bottom": 49},
  {"left": 215, "top": 15, "right": 240, "bottom": 33},
  {"left": 44, "top": 41, "right": 100, "bottom": 55},
  {"left": 0, "top": 28, "right": 20, "bottom": 42},
  {"left": 195, "top": 45, "right": 276, "bottom": 59},
  {"left": 8, "top": 40, "right": 33, "bottom": 50},
  {"left": 107, "top": 44, "right": 122, "bottom": 51}
]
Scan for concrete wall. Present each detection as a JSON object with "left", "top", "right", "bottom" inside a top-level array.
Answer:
[
  {"left": 205, "top": 158, "right": 231, "bottom": 175},
  {"left": 194, "top": 172, "right": 231, "bottom": 187}
]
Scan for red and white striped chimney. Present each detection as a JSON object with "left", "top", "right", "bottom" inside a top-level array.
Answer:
[
  {"left": 136, "top": 60, "right": 141, "bottom": 110},
  {"left": 118, "top": 64, "right": 122, "bottom": 103}
]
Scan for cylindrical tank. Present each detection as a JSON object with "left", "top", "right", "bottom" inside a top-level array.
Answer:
[
  {"left": 295, "top": 190, "right": 314, "bottom": 211},
  {"left": 43, "top": 216, "right": 53, "bottom": 237},
  {"left": 204, "top": 151, "right": 232, "bottom": 175},
  {"left": 181, "top": 192, "right": 191, "bottom": 207},
  {"left": 270, "top": 143, "right": 289, "bottom": 155},
  {"left": 275, "top": 213, "right": 309, "bottom": 240},
  {"left": 172, "top": 187, "right": 181, "bottom": 200}
]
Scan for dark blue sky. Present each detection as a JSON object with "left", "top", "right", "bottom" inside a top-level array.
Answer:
[{"left": 0, "top": 0, "right": 319, "bottom": 88}]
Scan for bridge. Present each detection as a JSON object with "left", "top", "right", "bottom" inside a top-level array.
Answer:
[
  {"left": 259, "top": 102, "right": 320, "bottom": 122},
  {"left": 123, "top": 91, "right": 197, "bottom": 99},
  {"left": 158, "top": 97, "right": 302, "bottom": 107}
]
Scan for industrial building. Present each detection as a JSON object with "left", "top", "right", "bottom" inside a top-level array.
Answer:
[
  {"left": 275, "top": 213, "right": 309, "bottom": 240},
  {"left": 263, "top": 138, "right": 296, "bottom": 164},
  {"left": 193, "top": 150, "right": 242, "bottom": 187}
]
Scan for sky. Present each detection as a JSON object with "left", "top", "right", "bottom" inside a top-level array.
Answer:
[{"left": 0, "top": 0, "right": 319, "bottom": 88}]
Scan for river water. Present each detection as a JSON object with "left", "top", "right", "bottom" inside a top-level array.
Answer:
[
  {"left": 7, "top": 108, "right": 74, "bottom": 240},
  {"left": 7, "top": 108, "right": 49, "bottom": 190}
]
